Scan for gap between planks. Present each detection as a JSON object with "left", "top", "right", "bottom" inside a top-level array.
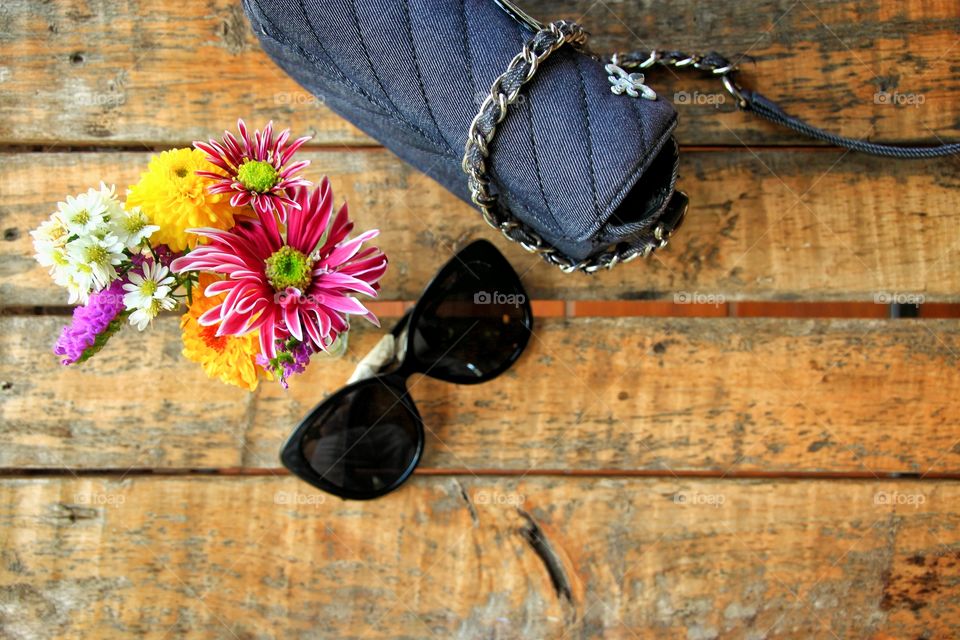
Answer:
[
  {"left": 2, "top": 300, "right": 959, "bottom": 319},
  {"left": 4, "top": 468, "right": 960, "bottom": 481}
]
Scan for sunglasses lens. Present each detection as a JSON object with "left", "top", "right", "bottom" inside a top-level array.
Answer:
[
  {"left": 296, "top": 381, "right": 422, "bottom": 498},
  {"left": 411, "top": 242, "right": 530, "bottom": 381}
]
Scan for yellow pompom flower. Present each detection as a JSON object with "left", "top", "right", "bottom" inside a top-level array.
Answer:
[
  {"left": 127, "top": 148, "right": 238, "bottom": 252},
  {"left": 181, "top": 274, "right": 263, "bottom": 391}
]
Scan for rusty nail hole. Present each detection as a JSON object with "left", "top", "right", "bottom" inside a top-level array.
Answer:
[
  {"left": 3, "top": 228, "right": 19, "bottom": 241},
  {"left": 70, "top": 52, "right": 85, "bottom": 65}
]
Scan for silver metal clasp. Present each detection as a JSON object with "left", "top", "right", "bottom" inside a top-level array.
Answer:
[{"left": 605, "top": 61, "right": 657, "bottom": 100}]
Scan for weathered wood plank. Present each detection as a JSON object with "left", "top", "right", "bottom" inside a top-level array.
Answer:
[
  {"left": 3, "top": 316, "right": 958, "bottom": 474},
  {"left": 0, "top": 0, "right": 365, "bottom": 146},
  {"left": 1, "top": 0, "right": 958, "bottom": 146},
  {"left": 2, "top": 150, "right": 958, "bottom": 304},
  {"left": 1, "top": 476, "right": 958, "bottom": 639}
]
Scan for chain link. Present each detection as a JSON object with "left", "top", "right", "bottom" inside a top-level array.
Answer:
[
  {"left": 461, "top": 21, "right": 684, "bottom": 274},
  {"left": 613, "top": 49, "right": 748, "bottom": 107}
]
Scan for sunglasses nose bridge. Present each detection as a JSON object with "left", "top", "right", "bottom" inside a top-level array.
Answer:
[{"left": 378, "top": 346, "right": 419, "bottom": 381}]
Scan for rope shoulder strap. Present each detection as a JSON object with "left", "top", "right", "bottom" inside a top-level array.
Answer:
[{"left": 613, "top": 49, "right": 960, "bottom": 159}]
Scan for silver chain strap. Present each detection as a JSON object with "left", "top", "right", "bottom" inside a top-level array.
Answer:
[
  {"left": 612, "top": 49, "right": 747, "bottom": 107},
  {"left": 461, "top": 21, "right": 681, "bottom": 274}
]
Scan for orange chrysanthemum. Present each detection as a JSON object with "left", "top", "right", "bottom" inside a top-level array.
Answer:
[{"left": 181, "top": 274, "right": 263, "bottom": 391}]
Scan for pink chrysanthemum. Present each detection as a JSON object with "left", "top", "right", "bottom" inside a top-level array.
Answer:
[
  {"left": 171, "top": 179, "right": 388, "bottom": 360},
  {"left": 194, "top": 119, "right": 312, "bottom": 219}
]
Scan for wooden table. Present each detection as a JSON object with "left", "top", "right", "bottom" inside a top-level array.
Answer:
[{"left": 2, "top": 1, "right": 959, "bottom": 638}]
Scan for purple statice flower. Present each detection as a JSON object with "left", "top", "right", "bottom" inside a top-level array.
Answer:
[
  {"left": 53, "top": 280, "right": 126, "bottom": 365},
  {"left": 257, "top": 338, "right": 318, "bottom": 389}
]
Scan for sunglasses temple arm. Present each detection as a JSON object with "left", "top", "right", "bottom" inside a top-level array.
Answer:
[{"left": 347, "top": 333, "right": 399, "bottom": 384}]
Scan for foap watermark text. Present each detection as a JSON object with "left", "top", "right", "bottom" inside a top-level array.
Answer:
[{"left": 474, "top": 291, "right": 525, "bottom": 307}]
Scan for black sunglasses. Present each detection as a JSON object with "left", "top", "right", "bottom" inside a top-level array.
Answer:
[{"left": 281, "top": 239, "right": 533, "bottom": 500}]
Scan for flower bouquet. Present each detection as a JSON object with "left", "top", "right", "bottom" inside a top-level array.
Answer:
[{"left": 31, "top": 120, "right": 388, "bottom": 390}]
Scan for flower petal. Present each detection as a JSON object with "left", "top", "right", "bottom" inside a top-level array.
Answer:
[
  {"left": 284, "top": 304, "right": 303, "bottom": 341},
  {"left": 198, "top": 304, "right": 223, "bottom": 326}
]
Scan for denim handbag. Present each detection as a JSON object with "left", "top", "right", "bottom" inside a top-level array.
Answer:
[{"left": 242, "top": 0, "right": 960, "bottom": 273}]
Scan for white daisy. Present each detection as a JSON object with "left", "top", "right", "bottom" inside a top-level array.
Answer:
[
  {"left": 110, "top": 205, "right": 159, "bottom": 250},
  {"left": 56, "top": 187, "right": 111, "bottom": 237},
  {"left": 62, "top": 269, "right": 95, "bottom": 305},
  {"left": 127, "top": 299, "right": 175, "bottom": 331},
  {"left": 31, "top": 217, "right": 70, "bottom": 272},
  {"left": 123, "top": 262, "right": 177, "bottom": 330},
  {"left": 66, "top": 233, "right": 126, "bottom": 291},
  {"left": 31, "top": 216, "right": 69, "bottom": 247},
  {"left": 34, "top": 239, "right": 70, "bottom": 273}
]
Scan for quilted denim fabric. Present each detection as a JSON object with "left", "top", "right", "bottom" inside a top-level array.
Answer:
[{"left": 242, "top": 0, "right": 680, "bottom": 262}]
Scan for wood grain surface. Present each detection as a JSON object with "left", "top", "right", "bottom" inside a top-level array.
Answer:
[
  {"left": 1, "top": 0, "right": 958, "bottom": 147},
  {"left": 3, "top": 316, "right": 958, "bottom": 474},
  {"left": 1, "top": 476, "right": 959, "bottom": 639},
  {"left": 3, "top": 1, "right": 959, "bottom": 637},
  {"left": 3, "top": 150, "right": 959, "bottom": 304}
]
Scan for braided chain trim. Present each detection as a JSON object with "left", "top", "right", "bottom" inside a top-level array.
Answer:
[{"left": 461, "top": 21, "right": 679, "bottom": 274}]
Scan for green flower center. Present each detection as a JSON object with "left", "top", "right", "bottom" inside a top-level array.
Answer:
[
  {"left": 85, "top": 244, "right": 108, "bottom": 264},
  {"left": 140, "top": 280, "right": 158, "bottom": 297},
  {"left": 71, "top": 209, "right": 90, "bottom": 227},
  {"left": 236, "top": 160, "right": 279, "bottom": 193},
  {"left": 265, "top": 246, "right": 314, "bottom": 292},
  {"left": 50, "top": 222, "right": 68, "bottom": 240},
  {"left": 173, "top": 166, "right": 188, "bottom": 178},
  {"left": 123, "top": 215, "right": 146, "bottom": 234}
]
